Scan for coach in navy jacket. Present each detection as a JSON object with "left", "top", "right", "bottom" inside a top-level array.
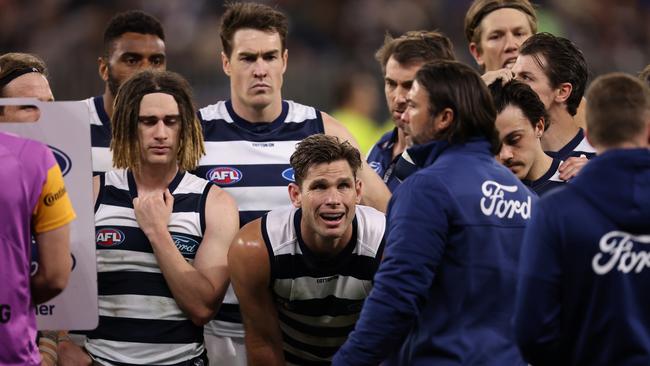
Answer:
[
  {"left": 334, "top": 61, "right": 535, "bottom": 366},
  {"left": 514, "top": 73, "right": 650, "bottom": 365}
]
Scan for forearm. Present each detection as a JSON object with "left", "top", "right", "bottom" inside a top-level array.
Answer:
[
  {"left": 148, "top": 230, "right": 225, "bottom": 324},
  {"left": 245, "top": 338, "right": 285, "bottom": 366}
]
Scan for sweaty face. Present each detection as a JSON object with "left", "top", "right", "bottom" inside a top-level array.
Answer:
[
  {"left": 512, "top": 54, "right": 555, "bottom": 110},
  {"left": 291, "top": 160, "right": 361, "bottom": 245},
  {"left": 0, "top": 72, "right": 54, "bottom": 122},
  {"left": 137, "top": 92, "right": 181, "bottom": 168},
  {"left": 384, "top": 57, "right": 424, "bottom": 139},
  {"left": 102, "top": 32, "right": 166, "bottom": 96},
  {"left": 496, "top": 105, "right": 543, "bottom": 180},
  {"left": 223, "top": 29, "right": 287, "bottom": 113},
  {"left": 472, "top": 8, "right": 533, "bottom": 72},
  {"left": 401, "top": 80, "right": 441, "bottom": 145}
]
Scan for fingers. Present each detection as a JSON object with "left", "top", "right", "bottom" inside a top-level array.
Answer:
[
  {"left": 558, "top": 156, "right": 588, "bottom": 181},
  {"left": 164, "top": 189, "right": 174, "bottom": 209}
]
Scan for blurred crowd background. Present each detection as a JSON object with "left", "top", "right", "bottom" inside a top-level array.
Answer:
[{"left": 1, "top": 0, "right": 649, "bottom": 137}]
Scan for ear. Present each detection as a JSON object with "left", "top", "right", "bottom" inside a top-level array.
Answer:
[
  {"left": 281, "top": 48, "right": 288, "bottom": 74},
  {"left": 554, "top": 82, "right": 573, "bottom": 104},
  {"left": 221, "top": 51, "right": 231, "bottom": 77},
  {"left": 354, "top": 178, "right": 362, "bottom": 205},
  {"left": 535, "top": 118, "right": 545, "bottom": 136},
  {"left": 469, "top": 42, "right": 484, "bottom": 68},
  {"left": 288, "top": 182, "right": 302, "bottom": 208},
  {"left": 98, "top": 57, "right": 109, "bottom": 82},
  {"left": 436, "top": 107, "right": 455, "bottom": 132}
]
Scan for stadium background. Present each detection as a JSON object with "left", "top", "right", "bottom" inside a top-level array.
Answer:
[{"left": 1, "top": 0, "right": 648, "bottom": 123}]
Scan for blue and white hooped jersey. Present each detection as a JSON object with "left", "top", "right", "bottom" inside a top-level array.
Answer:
[
  {"left": 546, "top": 128, "right": 596, "bottom": 161},
  {"left": 84, "top": 96, "right": 113, "bottom": 175},
  {"left": 87, "top": 169, "right": 210, "bottom": 366},
  {"left": 263, "top": 206, "right": 386, "bottom": 365},
  {"left": 194, "top": 99, "right": 325, "bottom": 338}
]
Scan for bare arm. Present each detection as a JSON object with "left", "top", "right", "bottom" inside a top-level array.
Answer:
[
  {"left": 322, "top": 112, "right": 391, "bottom": 212},
  {"left": 133, "top": 185, "right": 239, "bottom": 325},
  {"left": 30, "top": 225, "right": 72, "bottom": 304},
  {"left": 229, "top": 219, "right": 285, "bottom": 366}
]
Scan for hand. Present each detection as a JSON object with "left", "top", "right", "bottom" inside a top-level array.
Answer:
[
  {"left": 57, "top": 340, "right": 92, "bottom": 366},
  {"left": 133, "top": 189, "right": 174, "bottom": 238},
  {"left": 482, "top": 68, "right": 515, "bottom": 86},
  {"left": 558, "top": 155, "right": 588, "bottom": 181}
]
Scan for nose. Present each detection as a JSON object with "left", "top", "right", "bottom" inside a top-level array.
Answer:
[
  {"left": 324, "top": 187, "right": 342, "bottom": 206},
  {"left": 253, "top": 58, "right": 268, "bottom": 78},
  {"left": 498, "top": 144, "right": 513, "bottom": 163},
  {"left": 400, "top": 107, "right": 410, "bottom": 125},
  {"left": 504, "top": 32, "right": 519, "bottom": 52},
  {"left": 153, "top": 120, "right": 168, "bottom": 140}
]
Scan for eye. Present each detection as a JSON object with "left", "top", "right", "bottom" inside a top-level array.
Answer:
[
  {"left": 150, "top": 56, "right": 165, "bottom": 66},
  {"left": 263, "top": 54, "right": 278, "bottom": 61},
  {"left": 138, "top": 116, "right": 159, "bottom": 125},
  {"left": 125, "top": 56, "right": 139, "bottom": 66},
  {"left": 338, "top": 182, "right": 351, "bottom": 190},
  {"left": 240, "top": 55, "right": 256, "bottom": 63},
  {"left": 488, "top": 33, "right": 501, "bottom": 40},
  {"left": 385, "top": 80, "right": 396, "bottom": 89},
  {"left": 163, "top": 115, "right": 180, "bottom": 125},
  {"left": 507, "top": 135, "right": 522, "bottom": 145}
]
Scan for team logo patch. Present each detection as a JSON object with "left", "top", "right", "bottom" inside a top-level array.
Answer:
[
  {"left": 281, "top": 168, "right": 295, "bottom": 182},
  {"left": 48, "top": 145, "right": 72, "bottom": 176},
  {"left": 96, "top": 228, "right": 125, "bottom": 247},
  {"left": 171, "top": 235, "right": 199, "bottom": 255},
  {"left": 206, "top": 167, "right": 242, "bottom": 185}
]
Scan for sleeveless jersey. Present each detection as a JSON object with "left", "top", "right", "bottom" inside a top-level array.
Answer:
[
  {"left": 86, "top": 170, "right": 209, "bottom": 365},
  {"left": 523, "top": 158, "right": 566, "bottom": 196},
  {"left": 263, "top": 206, "right": 386, "bottom": 365},
  {"left": 546, "top": 128, "right": 596, "bottom": 161},
  {"left": 84, "top": 96, "right": 113, "bottom": 175},
  {"left": 194, "top": 99, "right": 325, "bottom": 338}
]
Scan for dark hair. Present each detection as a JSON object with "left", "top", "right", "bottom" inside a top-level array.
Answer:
[
  {"left": 0, "top": 52, "right": 48, "bottom": 96},
  {"left": 489, "top": 80, "right": 549, "bottom": 130},
  {"left": 519, "top": 32, "right": 588, "bottom": 116},
  {"left": 290, "top": 134, "right": 362, "bottom": 186},
  {"left": 415, "top": 60, "right": 500, "bottom": 153},
  {"left": 220, "top": 2, "right": 288, "bottom": 57},
  {"left": 464, "top": 0, "right": 537, "bottom": 46},
  {"left": 111, "top": 70, "right": 204, "bottom": 171},
  {"left": 586, "top": 72, "right": 650, "bottom": 148},
  {"left": 639, "top": 64, "right": 650, "bottom": 88},
  {"left": 375, "top": 30, "right": 455, "bottom": 73},
  {"left": 103, "top": 10, "right": 165, "bottom": 57}
]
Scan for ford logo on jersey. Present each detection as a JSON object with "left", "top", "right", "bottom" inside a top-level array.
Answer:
[
  {"left": 207, "top": 167, "right": 242, "bottom": 185},
  {"left": 171, "top": 235, "right": 199, "bottom": 255},
  {"left": 282, "top": 167, "right": 295, "bottom": 182},
  {"left": 48, "top": 145, "right": 72, "bottom": 176},
  {"left": 96, "top": 228, "right": 125, "bottom": 247}
]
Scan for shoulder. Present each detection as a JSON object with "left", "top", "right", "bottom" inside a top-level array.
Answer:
[
  {"left": 285, "top": 100, "right": 320, "bottom": 122},
  {"left": 198, "top": 100, "right": 231, "bottom": 123},
  {"left": 229, "top": 217, "right": 267, "bottom": 266}
]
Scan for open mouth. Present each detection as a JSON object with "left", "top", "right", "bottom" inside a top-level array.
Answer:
[{"left": 320, "top": 213, "right": 344, "bottom": 223}]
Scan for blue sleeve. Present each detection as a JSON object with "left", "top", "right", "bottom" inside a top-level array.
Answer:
[
  {"left": 513, "top": 196, "right": 563, "bottom": 365},
  {"left": 333, "top": 175, "right": 450, "bottom": 365}
]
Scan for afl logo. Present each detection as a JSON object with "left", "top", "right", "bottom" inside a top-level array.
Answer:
[
  {"left": 48, "top": 145, "right": 71, "bottom": 176},
  {"left": 96, "top": 228, "right": 125, "bottom": 247},
  {"left": 281, "top": 168, "right": 295, "bottom": 182},
  {"left": 207, "top": 167, "right": 242, "bottom": 185}
]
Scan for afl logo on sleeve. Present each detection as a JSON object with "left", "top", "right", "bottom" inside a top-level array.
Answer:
[
  {"left": 206, "top": 167, "right": 243, "bottom": 185},
  {"left": 48, "top": 145, "right": 72, "bottom": 176},
  {"left": 96, "top": 228, "right": 125, "bottom": 247}
]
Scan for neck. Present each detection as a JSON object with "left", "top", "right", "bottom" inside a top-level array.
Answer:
[
  {"left": 526, "top": 148, "right": 554, "bottom": 182},
  {"left": 231, "top": 94, "right": 282, "bottom": 123},
  {"left": 392, "top": 128, "right": 409, "bottom": 160},
  {"left": 103, "top": 89, "right": 115, "bottom": 119},
  {"left": 541, "top": 106, "right": 579, "bottom": 152},
  {"left": 300, "top": 219, "right": 353, "bottom": 258},
  {"left": 132, "top": 163, "right": 179, "bottom": 195}
]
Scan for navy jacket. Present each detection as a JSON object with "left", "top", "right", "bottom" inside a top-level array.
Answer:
[
  {"left": 334, "top": 138, "right": 534, "bottom": 365},
  {"left": 514, "top": 148, "right": 650, "bottom": 366}
]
